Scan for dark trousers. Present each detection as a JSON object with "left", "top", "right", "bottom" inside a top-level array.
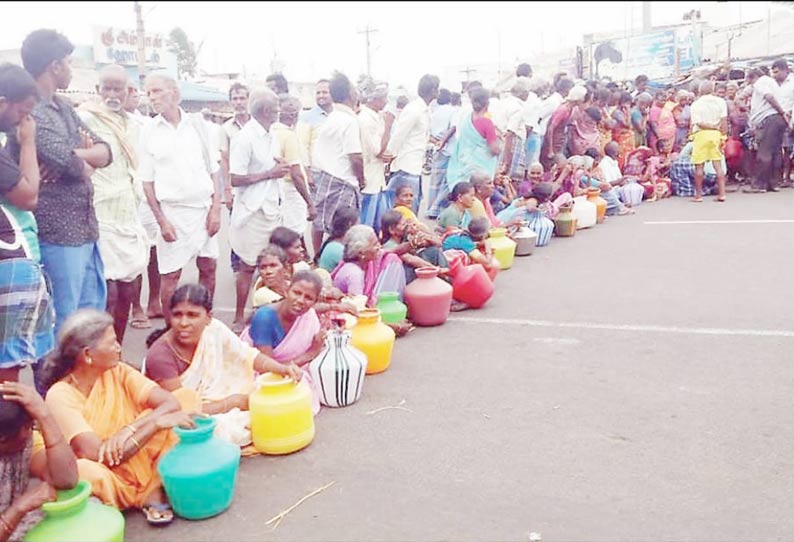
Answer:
[{"left": 754, "top": 114, "right": 787, "bottom": 190}]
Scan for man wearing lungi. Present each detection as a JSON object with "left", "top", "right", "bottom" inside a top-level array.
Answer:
[
  {"left": 140, "top": 74, "right": 222, "bottom": 320},
  {"left": 310, "top": 72, "right": 365, "bottom": 253}
]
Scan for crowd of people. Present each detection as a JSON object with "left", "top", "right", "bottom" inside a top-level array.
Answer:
[{"left": 2, "top": 26, "right": 794, "bottom": 537}]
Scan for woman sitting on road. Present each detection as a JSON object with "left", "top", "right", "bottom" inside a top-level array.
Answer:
[
  {"left": 380, "top": 210, "right": 449, "bottom": 284},
  {"left": 0, "top": 382, "right": 78, "bottom": 540},
  {"left": 316, "top": 208, "right": 359, "bottom": 273},
  {"left": 252, "top": 246, "right": 292, "bottom": 308},
  {"left": 249, "top": 271, "right": 327, "bottom": 413},
  {"left": 331, "top": 225, "right": 406, "bottom": 306},
  {"left": 392, "top": 183, "right": 420, "bottom": 223},
  {"left": 436, "top": 181, "right": 475, "bottom": 233},
  {"left": 441, "top": 217, "right": 499, "bottom": 275},
  {"left": 268, "top": 227, "right": 312, "bottom": 274},
  {"left": 39, "top": 310, "right": 195, "bottom": 526},
  {"left": 144, "top": 285, "right": 300, "bottom": 451}
]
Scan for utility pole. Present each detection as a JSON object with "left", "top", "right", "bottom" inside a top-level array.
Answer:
[
  {"left": 358, "top": 24, "right": 378, "bottom": 76},
  {"left": 642, "top": 1, "right": 652, "bottom": 33},
  {"left": 134, "top": 1, "right": 146, "bottom": 87}
]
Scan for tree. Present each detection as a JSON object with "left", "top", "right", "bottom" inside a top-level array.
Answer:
[{"left": 167, "top": 27, "right": 197, "bottom": 79}]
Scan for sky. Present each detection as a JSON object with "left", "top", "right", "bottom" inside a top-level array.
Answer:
[{"left": 0, "top": 1, "right": 776, "bottom": 89}]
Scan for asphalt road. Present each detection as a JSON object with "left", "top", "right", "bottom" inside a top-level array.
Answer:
[{"left": 120, "top": 190, "right": 794, "bottom": 541}]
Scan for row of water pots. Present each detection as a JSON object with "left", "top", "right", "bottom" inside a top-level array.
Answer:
[{"left": 26, "top": 190, "right": 618, "bottom": 539}]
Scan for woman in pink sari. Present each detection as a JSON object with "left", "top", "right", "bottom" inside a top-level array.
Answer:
[
  {"left": 568, "top": 106, "right": 603, "bottom": 157},
  {"left": 249, "top": 271, "right": 326, "bottom": 414}
]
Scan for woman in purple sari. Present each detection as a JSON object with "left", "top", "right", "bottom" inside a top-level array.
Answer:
[{"left": 331, "top": 225, "right": 406, "bottom": 307}]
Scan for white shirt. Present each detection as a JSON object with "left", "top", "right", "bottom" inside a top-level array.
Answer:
[
  {"left": 501, "top": 94, "right": 526, "bottom": 138},
  {"left": 138, "top": 108, "right": 218, "bottom": 207},
  {"left": 386, "top": 98, "right": 431, "bottom": 176},
  {"left": 777, "top": 74, "right": 794, "bottom": 117},
  {"left": 690, "top": 94, "right": 727, "bottom": 133},
  {"left": 537, "top": 92, "right": 563, "bottom": 136},
  {"left": 312, "top": 103, "right": 362, "bottom": 186},
  {"left": 358, "top": 106, "right": 386, "bottom": 195},
  {"left": 430, "top": 103, "right": 455, "bottom": 140},
  {"left": 489, "top": 96, "right": 506, "bottom": 133},
  {"left": 599, "top": 155, "right": 622, "bottom": 184},
  {"left": 750, "top": 75, "right": 781, "bottom": 128},
  {"left": 229, "top": 119, "right": 283, "bottom": 227},
  {"left": 523, "top": 91, "right": 542, "bottom": 133}
]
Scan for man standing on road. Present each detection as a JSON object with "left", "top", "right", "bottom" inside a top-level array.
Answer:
[
  {"left": 689, "top": 80, "right": 728, "bottom": 203},
  {"left": 228, "top": 89, "right": 289, "bottom": 332},
  {"left": 358, "top": 78, "right": 392, "bottom": 231},
  {"left": 385, "top": 74, "right": 439, "bottom": 214},
  {"left": 77, "top": 65, "right": 148, "bottom": 343},
  {"left": 220, "top": 82, "right": 251, "bottom": 209},
  {"left": 12, "top": 29, "right": 112, "bottom": 335},
  {"left": 273, "top": 95, "right": 316, "bottom": 239},
  {"left": 298, "top": 79, "right": 333, "bottom": 199},
  {"left": 310, "top": 72, "right": 364, "bottom": 252},
  {"left": 0, "top": 63, "right": 53, "bottom": 384},
  {"left": 746, "top": 59, "right": 791, "bottom": 193},
  {"left": 139, "top": 73, "right": 221, "bottom": 319}
]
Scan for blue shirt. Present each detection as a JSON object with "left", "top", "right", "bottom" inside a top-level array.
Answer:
[
  {"left": 249, "top": 306, "right": 286, "bottom": 348},
  {"left": 299, "top": 106, "right": 330, "bottom": 128},
  {"left": 442, "top": 232, "right": 477, "bottom": 253}
]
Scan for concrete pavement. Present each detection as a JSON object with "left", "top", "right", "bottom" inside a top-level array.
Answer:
[{"left": 123, "top": 191, "right": 794, "bottom": 541}]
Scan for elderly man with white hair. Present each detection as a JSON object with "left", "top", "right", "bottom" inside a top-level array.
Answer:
[
  {"left": 498, "top": 76, "right": 531, "bottom": 182},
  {"left": 228, "top": 87, "right": 291, "bottom": 332},
  {"left": 78, "top": 64, "right": 148, "bottom": 343},
  {"left": 272, "top": 94, "right": 316, "bottom": 237},
  {"left": 140, "top": 73, "right": 222, "bottom": 320},
  {"left": 357, "top": 78, "right": 391, "bottom": 231}
]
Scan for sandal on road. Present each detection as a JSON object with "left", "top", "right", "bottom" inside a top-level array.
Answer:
[
  {"left": 690, "top": 196, "right": 704, "bottom": 203},
  {"left": 742, "top": 187, "right": 766, "bottom": 194},
  {"left": 143, "top": 503, "right": 174, "bottom": 526},
  {"left": 129, "top": 316, "right": 152, "bottom": 330}
]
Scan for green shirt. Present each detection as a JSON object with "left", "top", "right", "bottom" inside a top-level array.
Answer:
[
  {"left": 1, "top": 201, "right": 39, "bottom": 262},
  {"left": 318, "top": 240, "right": 344, "bottom": 272}
]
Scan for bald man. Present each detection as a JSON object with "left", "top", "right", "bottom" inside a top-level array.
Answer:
[
  {"left": 78, "top": 65, "right": 148, "bottom": 342},
  {"left": 139, "top": 74, "right": 222, "bottom": 318}
]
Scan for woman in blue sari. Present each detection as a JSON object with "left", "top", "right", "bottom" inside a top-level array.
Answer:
[{"left": 428, "top": 88, "right": 500, "bottom": 217}]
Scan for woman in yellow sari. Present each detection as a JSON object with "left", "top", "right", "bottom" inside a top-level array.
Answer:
[
  {"left": 144, "top": 285, "right": 301, "bottom": 452},
  {"left": 40, "top": 310, "right": 195, "bottom": 525}
]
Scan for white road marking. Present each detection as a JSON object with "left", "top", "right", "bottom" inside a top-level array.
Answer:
[
  {"left": 214, "top": 307, "right": 794, "bottom": 338},
  {"left": 447, "top": 316, "right": 794, "bottom": 338},
  {"left": 533, "top": 337, "right": 582, "bottom": 345},
  {"left": 644, "top": 219, "right": 794, "bottom": 225}
]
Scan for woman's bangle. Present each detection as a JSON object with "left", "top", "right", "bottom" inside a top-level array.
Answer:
[
  {"left": 129, "top": 436, "right": 141, "bottom": 450},
  {"left": 124, "top": 424, "right": 137, "bottom": 435}
]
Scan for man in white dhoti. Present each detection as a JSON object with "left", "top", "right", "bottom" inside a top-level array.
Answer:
[
  {"left": 228, "top": 88, "right": 290, "bottom": 332},
  {"left": 139, "top": 74, "right": 222, "bottom": 319},
  {"left": 78, "top": 64, "right": 149, "bottom": 343}
]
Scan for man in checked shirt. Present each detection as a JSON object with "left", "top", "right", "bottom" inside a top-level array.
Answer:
[{"left": 8, "top": 29, "right": 112, "bottom": 335}]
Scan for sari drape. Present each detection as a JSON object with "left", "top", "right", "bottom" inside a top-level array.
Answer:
[
  {"left": 445, "top": 113, "right": 498, "bottom": 189},
  {"left": 45, "top": 364, "right": 183, "bottom": 509}
]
